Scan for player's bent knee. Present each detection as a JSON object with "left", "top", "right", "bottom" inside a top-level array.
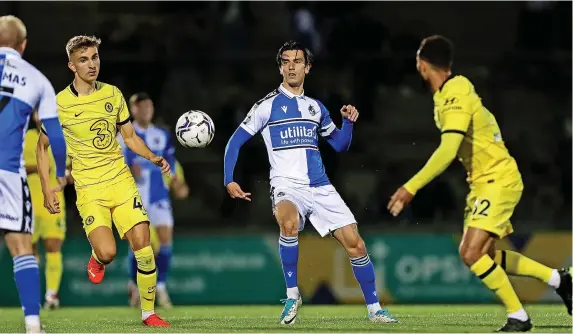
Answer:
[
  {"left": 279, "top": 219, "right": 299, "bottom": 237},
  {"left": 345, "top": 238, "right": 367, "bottom": 258}
]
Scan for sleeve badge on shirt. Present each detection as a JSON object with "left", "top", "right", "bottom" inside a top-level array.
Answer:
[
  {"left": 243, "top": 108, "right": 254, "bottom": 124},
  {"left": 84, "top": 216, "right": 95, "bottom": 226},
  {"left": 105, "top": 102, "right": 113, "bottom": 112},
  {"left": 308, "top": 105, "right": 317, "bottom": 116}
]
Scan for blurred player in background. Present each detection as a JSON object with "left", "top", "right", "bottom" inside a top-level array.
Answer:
[
  {"left": 388, "top": 35, "right": 572, "bottom": 332},
  {"left": 122, "top": 92, "right": 189, "bottom": 308},
  {"left": 0, "top": 15, "right": 67, "bottom": 333},
  {"left": 224, "top": 41, "right": 398, "bottom": 325},
  {"left": 24, "top": 110, "right": 69, "bottom": 310},
  {"left": 37, "top": 35, "right": 170, "bottom": 326}
]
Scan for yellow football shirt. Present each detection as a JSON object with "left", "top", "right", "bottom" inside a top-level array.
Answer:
[
  {"left": 55, "top": 82, "right": 132, "bottom": 189},
  {"left": 433, "top": 75, "right": 521, "bottom": 186}
]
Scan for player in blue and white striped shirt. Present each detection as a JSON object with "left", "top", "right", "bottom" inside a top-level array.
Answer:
[
  {"left": 0, "top": 15, "right": 67, "bottom": 333},
  {"left": 224, "top": 41, "right": 397, "bottom": 325},
  {"left": 120, "top": 93, "right": 188, "bottom": 308}
]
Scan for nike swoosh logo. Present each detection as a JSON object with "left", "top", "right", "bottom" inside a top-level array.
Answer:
[
  {"left": 88, "top": 269, "right": 96, "bottom": 277},
  {"left": 284, "top": 315, "right": 296, "bottom": 324},
  {"left": 75, "top": 112, "right": 84, "bottom": 117},
  {"left": 143, "top": 297, "right": 153, "bottom": 301}
]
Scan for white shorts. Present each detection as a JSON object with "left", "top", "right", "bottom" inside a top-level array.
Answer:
[
  {"left": 147, "top": 199, "right": 174, "bottom": 228},
  {"left": 270, "top": 184, "right": 356, "bottom": 237},
  {"left": 0, "top": 170, "right": 33, "bottom": 233}
]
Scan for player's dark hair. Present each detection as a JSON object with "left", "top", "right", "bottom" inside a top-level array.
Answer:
[
  {"left": 129, "top": 92, "right": 151, "bottom": 106},
  {"left": 418, "top": 35, "right": 454, "bottom": 70},
  {"left": 276, "top": 40, "right": 313, "bottom": 67}
]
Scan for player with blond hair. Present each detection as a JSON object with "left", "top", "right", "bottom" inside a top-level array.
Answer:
[
  {"left": 37, "top": 35, "right": 170, "bottom": 327},
  {"left": 0, "top": 15, "right": 67, "bottom": 333}
]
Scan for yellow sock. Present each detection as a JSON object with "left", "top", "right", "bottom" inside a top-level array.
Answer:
[
  {"left": 45, "top": 252, "right": 63, "bottom": 294},
  {"left": 92, "top": 250, "right": 103, "bottom": 264},
  {"left": 470, "top": 254, "right": 523, "bottom": 314},
  {"left": 494, "top": 250, "right": 553, "bottom": 283},
  {"left": 134, "top": 245, "right": 156, "bottom": 315}
]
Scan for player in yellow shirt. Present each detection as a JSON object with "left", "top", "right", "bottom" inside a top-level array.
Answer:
[
  {"left": 24, "top": 111, "right": 68, "bottom": 309},
  {"left": 36, "top": 35, "right": 170, "bottom": 327},
  {"left": 388, "top": 35, "right": 571, "bottom": 332}
]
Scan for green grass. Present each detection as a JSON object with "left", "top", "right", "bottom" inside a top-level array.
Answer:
[{"left": 0, "top": 305, "right": 570, "bottom": 332}]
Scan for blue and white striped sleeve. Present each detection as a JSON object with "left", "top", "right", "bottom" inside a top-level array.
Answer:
[
  {"left": 224, "top": 101, "right": 271, "bottom": 186},
  {"left": 317, "top": 101, "right": 337, "bottom": 137},
  {"left": 316, "top": 100, "right": 354, "bottom": 153}
]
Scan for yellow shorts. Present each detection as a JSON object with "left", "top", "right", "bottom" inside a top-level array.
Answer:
[
  {"left": 31, "top": 192, "right": 66, "bottom": 244},
  {"left": 76, "top": 176, "right": 149, "bottom": 239},
  {"left": 463, "top": 182, "right": 523, "bottom": 239}
]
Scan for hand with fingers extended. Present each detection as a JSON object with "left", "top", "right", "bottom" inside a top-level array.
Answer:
[
  {"left": 387, "top": 186, "right": 414, "bottom": 217},
  {"left": 340, "top": 104, "right": 359, "bottom": 123},
  {"left": 226, "top": 182, "right": 251, "bottom": 201}
]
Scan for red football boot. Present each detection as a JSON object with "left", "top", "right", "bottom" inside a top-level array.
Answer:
[
  {"left": 143, "top": 314, "right": 171, "bottom": 327},
  {"left": 87, "top": 255, "right": 105, "bottom": 284}
]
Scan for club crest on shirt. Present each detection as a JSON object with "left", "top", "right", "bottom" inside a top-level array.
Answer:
[
  {"left": 308, "top": 105, "right": 317, "bottom": 116},
  {"left": 105, "top": 102, "right": 113, "bottom": 113}
]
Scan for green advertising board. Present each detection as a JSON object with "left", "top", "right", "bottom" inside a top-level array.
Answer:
[
  {"left": 1, "top": 233, "right": 566, "bottom": 306},
  {"left": 364, "top": 235, "right": 494, "bottom": 303},
  {"left": 0, "top": 235, "right": 286, "bottom": 306}
]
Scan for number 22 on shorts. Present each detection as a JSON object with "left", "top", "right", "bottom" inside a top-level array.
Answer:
[{"left": 472, "top": 198, "right": 491, "bottom": 217}]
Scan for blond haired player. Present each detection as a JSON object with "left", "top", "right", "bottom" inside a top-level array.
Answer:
[
  {"left": 24, "top": 110, "right": 68, "bottom": 309},
  {"left": 37, "top": 35, "right": 170, "bottom": 327},
  {"left": 388, "top": 35, "right": 572, "bottom": 332}
]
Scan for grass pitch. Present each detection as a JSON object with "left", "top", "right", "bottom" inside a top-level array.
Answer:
[{"left": 0, "top": 304, "right": 570, "bottom": 332}]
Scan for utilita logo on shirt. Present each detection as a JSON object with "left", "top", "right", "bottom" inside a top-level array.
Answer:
[
  {"left": 280, "top": 126, "right": 316, "bottom": 140},
  {"left": 270, "top": 120, "right": 319, "bottom": 150}
]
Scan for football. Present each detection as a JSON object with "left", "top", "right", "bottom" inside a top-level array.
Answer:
[{"left": 175, "top": 110, "right": 215, "bottom": 148}]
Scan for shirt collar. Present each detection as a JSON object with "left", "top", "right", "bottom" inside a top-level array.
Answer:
[
  {"left": 279, "top": 83, "right": 305, "bottom": 99},
  {"left": 0, "top": 47, "right": 21, "bottom": 58}
]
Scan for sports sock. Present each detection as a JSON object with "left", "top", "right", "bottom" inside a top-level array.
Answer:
[
  {"left": 13, "top": 255, "right": 41, "bottom": 327},
  {"left": 45, "top": 251, "right": 63, "bottom": 295},
  {"left": 494, "top": 250, "right": 560, "bottom": 288},
  {"left": 128, "top": 249, "right": 138, "bottom": 284},
  {"left": 279, "top": 234, "right": 299, "bottom": 299},
  {"left": 134, "top": 246, "right": 157, "bottom": 320},
  {"left": 350, "top": 254, "right": 382, "bottom": 313},
  {"left": 156, "top": 244, "right": 172, "bottom": 288},
  {"left": 471, "top": 254, "right": 527, "bottom": 319},
  {"left": 92, "top": 249, "right": 103, "bottom": 264}
]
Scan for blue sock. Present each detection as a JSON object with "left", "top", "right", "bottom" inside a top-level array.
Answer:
[
  {"left": 156, "top": 244, "right": 172, "bottom": 286},
  {"left": 350, "top": 254, "right": 380, "bottom": 306},
  {"left": 279, "top": 235, "right": 299, "bottom": 290},
  {"left": 128, "top": 250, "right": 137, "bottom": 283},
  {"left": 13, "top": 255, "right": 41, "bottom": 317}
]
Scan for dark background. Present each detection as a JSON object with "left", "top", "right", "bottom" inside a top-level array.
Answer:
[{"left": 6, "top": 1, "right": 571, "bottom": 235}]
